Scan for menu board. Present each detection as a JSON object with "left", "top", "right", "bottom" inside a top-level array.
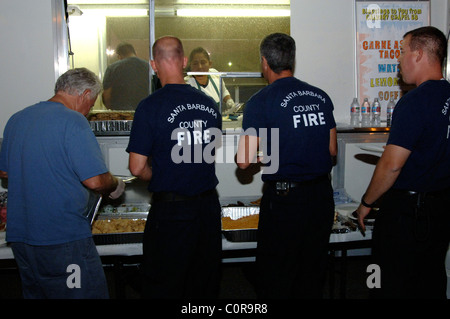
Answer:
[{"left": 356, "top": 1, "right": 429, "bottom": 108}]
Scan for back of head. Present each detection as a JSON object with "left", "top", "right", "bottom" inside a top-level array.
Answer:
[
  {"left": 404, "top": 26, "right": 447, "bottom": 66},
  {"left": 116, "top": 43, "right": 137, "bottom": 57},
  {"left": 260, "top": 33, "right": 296, "bottom": 74},
  {"left": 54, "top": 68, "right": 102, "bottom": 99},
  {"left": 152, "top": 36, "right": 185, "bottom": 63}
]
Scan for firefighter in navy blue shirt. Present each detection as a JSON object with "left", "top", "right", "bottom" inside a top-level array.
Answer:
[
  {"left": 236, "top": 33, "right": 337, "bottom": 298},
  {"left": 356, "top": 26, "right": 450, "bottom": 299},
  {"left": 126, "top": 36, "right": 222, "bottom": 299}
]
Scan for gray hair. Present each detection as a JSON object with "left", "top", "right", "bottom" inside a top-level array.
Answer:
[
  {"left": 260, "top": 33, "right": 296, "bottom": 74},
  {"left": 54, "top": 68, "right": 102, "bottom": 99}
]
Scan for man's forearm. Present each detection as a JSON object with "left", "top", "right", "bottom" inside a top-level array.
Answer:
[{"left": 361, "top": 144, "right": 410, "bottom": 204}]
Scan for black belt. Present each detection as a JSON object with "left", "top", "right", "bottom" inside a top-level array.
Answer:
[
  {"left": 266, "top": 175, "right": 329, "bottom": 195},
  {"left": 388, "top": 187, "right": 450, "bottom": 199},
  {"left": 152, "top": 189, "right": 216, "bottom": 203}
]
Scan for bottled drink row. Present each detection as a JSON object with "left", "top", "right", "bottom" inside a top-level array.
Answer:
[{"left": 350, "top": 97, "right": 395, "bottom": 127}]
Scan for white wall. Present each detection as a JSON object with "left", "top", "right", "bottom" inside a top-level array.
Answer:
[
  {"left": 291, "top": 0, "right": 450, "bottom": 125},
  {"left": 0, "top": 0, "right": 57, "bottom": 137}
]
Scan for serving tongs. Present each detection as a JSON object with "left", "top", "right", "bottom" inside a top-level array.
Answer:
[
  {"left": 84, "top": 191, "right": 103, "bottom": 225},
  {"left": 116, "top": 175, "right": 137, "bottom": 184},
  {"left": 338, "top": 214, "right": 358, "bottom": 232}
]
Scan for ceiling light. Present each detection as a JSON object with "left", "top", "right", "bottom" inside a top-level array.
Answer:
[
  {"left": 176, "top": 8, "right": 290, "bottom": 17},
  {"left": 82, "top": 9, "right": 148, "bottom": 16}
]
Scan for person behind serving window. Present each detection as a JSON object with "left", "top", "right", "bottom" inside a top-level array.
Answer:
[
  {"left": 102, "top": 42, "right": 150, "bottom": 110},
  {"left": 0, "top": 68, "right": 125, "bottom": 298},
  {"left": 356, "top": 26, "right": 450, "bottom": 299},
  {"left": 185, "top": 47, "right": 236, "bottom": 113}
]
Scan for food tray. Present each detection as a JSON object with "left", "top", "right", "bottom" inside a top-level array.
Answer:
[
  {"left": 89, "top": 120, "right": 133, "bottom": 135},
  {"left": 98, "top": 203, "right": 150, "bottom": 215},
  {"left": 222, "top": 206, "right": 259, "bottom": 221},
  {"left": 222, "top": 229, "right": 257, "bottom": 242},
  {"left": 221, "top": 206, "right": 259, "bottom": 242},
  {"left": 93, "top": 232, "right": 144, "bottom": 245},
  {"left": 91, "top": 217, "right": 146, "bottom": 245},
  {"left": 91, "top": 203, "right": 149, "bottom": 244}
]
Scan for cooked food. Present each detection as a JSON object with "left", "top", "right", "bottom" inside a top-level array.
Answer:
[
  {"left": 92, "top": 218, "right": 146, "bottom": 234},
  {"left": 87, "top": 111, "right": 134, "bottom": 121},
  {"left": 222, "top": 214, "right": 259, "bottom": 230}
]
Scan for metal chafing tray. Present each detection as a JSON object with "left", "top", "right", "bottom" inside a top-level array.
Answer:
[
  {"left": 221, "top": 201, "right": 260, "bottom": 242},
  {"left": 89, "top": 120, "right": 133, "bottom": 135},
  {"left": 91, "top": 203, "right": 149, "bottom": 245},
  {"left": 87, "top": 110, "right": 134, "bottom": 135}
]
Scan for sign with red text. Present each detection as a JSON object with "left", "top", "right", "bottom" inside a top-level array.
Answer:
[{"left": 356, "top": 1, "right": 429, "bottom": 109}]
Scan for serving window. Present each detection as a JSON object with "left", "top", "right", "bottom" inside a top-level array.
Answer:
[{"left": 66, "top": 0, "right": 290, "bottom": 128}]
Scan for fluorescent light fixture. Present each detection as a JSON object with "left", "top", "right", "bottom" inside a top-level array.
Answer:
[
  {"left": 68, "top": 0, "right": 148, "bottom": 4},
  {"left": 177, "top": 8, "right": 290, "bottom": 17},
  {"left": 83, "top": 9, "right": 148, "bottom": 16},
  {"left": 187, "top": 72, "right": 226, "bottom": 76},
  {"left": 178, "top": 1, "right": 290, "bottom": 4}
]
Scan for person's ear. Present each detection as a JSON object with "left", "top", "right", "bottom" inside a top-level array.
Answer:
[
  {"left": 80, "top": 89, "right": 91, "bottom": 103},
  {"left": 150, "top": 60, "right": 158, "bottom": 73},
  {"left": 261, "top": 56, "right": 269, "bottom": 70},
  {"left": 415, "top": 48, "right": 423, "bottom": 63}
]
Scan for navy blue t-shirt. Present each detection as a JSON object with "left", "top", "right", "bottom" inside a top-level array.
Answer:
[
  {"left": 242, "top": 77, "right": 336, "bottom": 182},
  {"left": 126, "top": 84, "right": 222, "bottom": 195},
  {"left": 388, "top": 79, "right": 450, "bottom": 192}
]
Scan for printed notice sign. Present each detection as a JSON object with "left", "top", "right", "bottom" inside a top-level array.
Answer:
[{"left": 356, "top": 1, "right": 429, "bottom": 110}]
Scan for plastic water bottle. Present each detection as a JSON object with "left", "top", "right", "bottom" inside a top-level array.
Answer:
[
  {"left": 361, "top": 98, "right": 371, "bottom": 127},
  {"left": 371, "top": 98, "right": 381, "bottom": 127},
  {"left": 386, "top": 98, "right": 395, "bottom": 127},
  {"left": 350, "top": 97, "right": 360, "bottom": 126}
]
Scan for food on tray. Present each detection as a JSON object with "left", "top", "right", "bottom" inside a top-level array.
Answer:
[
  {"left": 92, "top": 218, "right": 146, "bottom": 234},
  {"left": 87, "top": 111, "right": 134, "bottom": 121},
  {"left": 222, "top": 214, "right": 259, "bottom": 230},
  {"left": 250, "top": 198, "right": 261, "bottom": 206}
]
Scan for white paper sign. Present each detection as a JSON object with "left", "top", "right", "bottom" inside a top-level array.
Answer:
[{"left": 356, "top": 1, "right": 429, "bottom": 109}]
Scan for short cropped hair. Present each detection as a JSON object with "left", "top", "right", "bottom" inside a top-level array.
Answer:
[
  {"left": 404, "top": 26, "right": 447, "bottom": 66},
  {"left": 116, "top": 43, "right": 136, "bottom": 57},
  {"left": 260, "top": 33, "right": 296, "bottom": 74},
  {"left": 152, "top": 36, "right": 184, "bottom": 61}
]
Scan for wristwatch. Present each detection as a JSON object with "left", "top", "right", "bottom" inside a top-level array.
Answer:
[{"left": 361, "top": 194, "right": 376, "bottom": 208}]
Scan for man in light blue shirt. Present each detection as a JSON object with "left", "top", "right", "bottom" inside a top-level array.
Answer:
[{"left": 0, "top": 68, "right": 125, "bottom": 298}]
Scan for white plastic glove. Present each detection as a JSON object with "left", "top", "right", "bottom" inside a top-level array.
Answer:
[
  {"left": 226, "top": 98, "right": 235, "bottom": 109},
  {"left": 109, "top": 178, "right": 125, "bottom": 199},
  {"left": 223, "top": 99, "right": 237, "bottom": 115}
]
